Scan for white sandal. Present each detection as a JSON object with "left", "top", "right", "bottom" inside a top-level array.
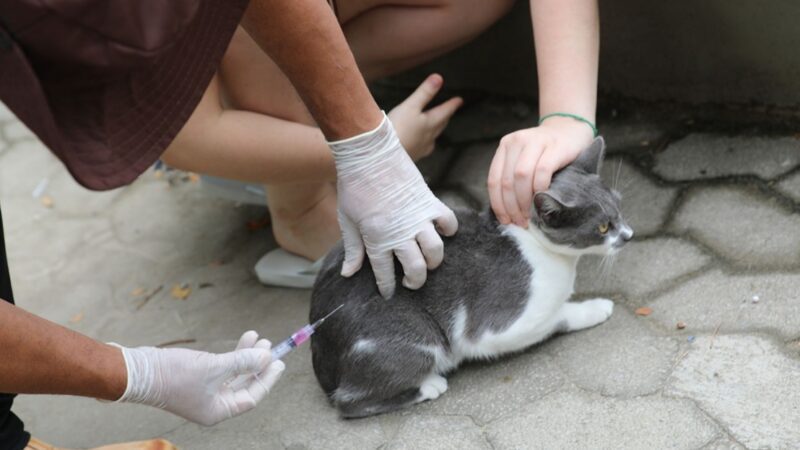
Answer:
[{"left": 254, "top": 248, "right": 324, "bottom": 289}]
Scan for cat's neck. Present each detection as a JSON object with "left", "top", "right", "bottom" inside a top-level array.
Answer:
[{"left": 501, "top": 223, "right": 581, "bottom": 266}]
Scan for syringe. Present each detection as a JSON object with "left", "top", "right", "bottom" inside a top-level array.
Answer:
[{"left": 271, "top": 304, "right": 344, "bottom": 360}]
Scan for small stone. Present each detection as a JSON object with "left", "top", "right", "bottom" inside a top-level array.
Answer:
[
  {"left": 751, "top": 295, "right": 760, "bottom": 304},
  {"left": 687, "top": 336, "right": 696, "bottom": 343},
  {"left": 635, "top": 307, "right": 653, "bottom": 316},
  {"left": 676, "top": 321, "right": 687, "bottom": 329}
]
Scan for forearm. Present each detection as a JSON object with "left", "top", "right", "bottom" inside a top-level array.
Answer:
[
  {"left": 531, "top": 0, "right": 599, "bottom": 121},
  {"left": 242, "top": 0, "right": 383, "bottom": 140},
  {"left": 0, "top": 300, "right": 126, "bottom": 400}
]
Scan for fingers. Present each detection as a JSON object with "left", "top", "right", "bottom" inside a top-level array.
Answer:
[
  {"left": 532, "top": 148, "right": 563, "bottom": 193},
  {"left": 512, "top": 143, "right": 545, "bottom": 226},
  {"left": 416, "top": 223, "right": 444, "bottom": 270},
  {"left": 488, "top": 145, "right": 509, "bottom": 223},
  {"left": 426, "top": 96, "right": 463, "bottom": 131},
  {"left": 501, "top": 146, "right": 525, "bottom": 227},
  {"left": 338, "top": 212, "right": 365, "bottom": 277},
  {"left": 224, "top": 348, "right": 271, "bottom": 378},
  {"left": 234, "top": 331, "right": 259, "bottom": 351},
  {"left": 433, "top": 201, "right": 458, "bottom": 237},
  {"left": 394, "top": 241, "right": 428, "bottom": 290},
  {"left": 231, "top": 359, "right": 286, "bottom": 414},
  {"left": 368, "top": 250, "right": 397, "bottom": 299},
  {"left": 405, "top": 73, "right": 444, "bottom": 110}
]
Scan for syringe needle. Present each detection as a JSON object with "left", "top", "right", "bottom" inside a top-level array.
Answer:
[{"left": 312, "top": 304, "right": 344, "bottom": 329}]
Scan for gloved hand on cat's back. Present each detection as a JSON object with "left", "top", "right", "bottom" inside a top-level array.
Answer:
[{"left": 330, "top": 113, "right": 458, "bottom": 299}]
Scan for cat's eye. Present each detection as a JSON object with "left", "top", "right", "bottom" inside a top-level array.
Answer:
[{"left": 598, "top": 223, "right": 610, "bottom": 234}]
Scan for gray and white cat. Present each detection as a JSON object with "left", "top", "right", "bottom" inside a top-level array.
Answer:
[{"left": 310, "top": 137, "right": 633, "bottom": 418}]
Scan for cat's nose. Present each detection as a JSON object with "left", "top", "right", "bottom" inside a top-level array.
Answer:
[{"left": 621, "top": 226, "right": 634, "bottom": 242}]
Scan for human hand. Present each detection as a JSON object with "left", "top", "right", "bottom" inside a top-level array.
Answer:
[
  {"left": 488, "top": 116, "right": 595, "bottom": 227},
  {"left": 114, "top": 331, "right": 284, "bottom": 426},
  {"left": 330, "top": 113, "right": 458, "bottom": 299},
  {"left": 388, "top": 74, "right": 463, "bottom": 161}
]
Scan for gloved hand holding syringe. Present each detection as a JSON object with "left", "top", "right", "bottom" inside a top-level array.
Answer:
[{"left": 271, "top": 304, "right": 344, "bottom": 360}]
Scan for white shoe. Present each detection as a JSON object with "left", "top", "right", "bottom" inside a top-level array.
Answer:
[{"left": 254, "top": 248, "right": 323, "bottom": 289}]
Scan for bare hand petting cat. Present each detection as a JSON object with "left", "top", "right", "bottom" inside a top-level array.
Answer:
[
  {"left": 488, "top": 116, "right": 594, "bottom": 228},
  {"left": 331, "top": 114, "right": 458, "bottom": 299}
]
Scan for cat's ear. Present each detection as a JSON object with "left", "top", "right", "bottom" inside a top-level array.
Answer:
[
  {"left": 572, "top": 137, "right": 606, "bottom": 174},
  {"left": 533, "top": 192, "right": 568, "bottom": 226}
]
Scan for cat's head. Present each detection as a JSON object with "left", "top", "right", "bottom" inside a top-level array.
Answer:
[{"left": 530, "top": 137, "right": 633, "bottom": 256}]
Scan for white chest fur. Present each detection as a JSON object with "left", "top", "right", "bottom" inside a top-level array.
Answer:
[{"left": 451, "top": 224, "right": 578, "bottom": 361}]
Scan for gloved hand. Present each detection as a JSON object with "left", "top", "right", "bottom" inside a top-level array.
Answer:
[
  {"left": 330, "top": 112, "right": 458, "bottom": 299},
  {"left": 113, "top": 331, "right": 284, "bottom": 426}
]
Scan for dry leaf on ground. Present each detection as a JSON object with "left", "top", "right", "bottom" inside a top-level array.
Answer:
[
  {"left": 40, "top": 195, "right": 54, "bottom": 208},
  {"left": 171, "top": 284, "right": 192, "bottom": 300},
  {"left": 131, "top": 287, "right": 145, "bottom": 297},
  {"left": 69, "top": 312, "right": 84, "bottom": 324},
  {"left": 635, "top": 307, "right": 653, "bottom": 316}
]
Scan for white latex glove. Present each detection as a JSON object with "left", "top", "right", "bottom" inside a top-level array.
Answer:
[
  {"left": 113, "top": 331, "right": 284, "bottom": 426},
  {"left": 329, "top": 112, "right": 458, "bottom": 299}
]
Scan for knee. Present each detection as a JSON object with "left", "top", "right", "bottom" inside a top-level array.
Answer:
[{"left": 442, "top": 0, "right": 516, "bottom": 35}]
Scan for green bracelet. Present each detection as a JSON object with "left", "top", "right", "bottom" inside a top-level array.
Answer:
[{"left": 538, "top": 112, "right": 598, "bottom": 137}]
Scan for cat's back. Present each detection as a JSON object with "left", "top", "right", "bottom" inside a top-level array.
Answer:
[{"left": 310, "top": 208, "right": 532, "bottom": 327}]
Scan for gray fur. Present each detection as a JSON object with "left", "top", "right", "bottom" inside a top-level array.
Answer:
[{"left": 310, "top": 137, "right": 628, "bottom": 418}]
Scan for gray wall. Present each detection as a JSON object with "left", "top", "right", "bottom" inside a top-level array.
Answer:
[{"left": 386, "top": 0, "right": 800, "bottom": 107}]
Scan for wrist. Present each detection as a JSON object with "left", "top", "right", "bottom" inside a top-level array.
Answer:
[
  {"left": 96, "top": 343, "right": 129, "bottom": 401},
  {"left": 538, "top": 115, "right": 596, "bottom": 143}
]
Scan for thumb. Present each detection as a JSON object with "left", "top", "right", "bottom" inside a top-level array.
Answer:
[
  {"left": 221, "top": 348, "right": 270, "bottom": 378},
  {"left": 405, "top": 74, "right": 444, "bottom": 110},
  {"left": 338, "top": 211, "right": 365, "bottom": 277}
]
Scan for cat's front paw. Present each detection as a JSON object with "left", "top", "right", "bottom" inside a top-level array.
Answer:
[
  {"left": 581, "top": 298, "right": 614, "bottom": 327},
  {"left": 561, "top": 298, "right": 614, "bottom": 331}
]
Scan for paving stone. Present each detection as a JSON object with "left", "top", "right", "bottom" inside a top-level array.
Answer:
[
  {"left": 672, "top": 186, "right": 800, "bottom": 268},
  {"left": 600, "top": 118, "right": 667, "bottom": 151},
  {"left": 3, "top": 119, "right": 35, "bottom": 141},
  {"left": 543, "top": 308, "right": 679, "bottom": 396},
  {"left": 110, "top": 178, "right": 253, "bottom": 260},
  {"left": 43, "top": 168, "right": 125, "bottom": 217},
  {"left": 600, "top": 158, "right": 677, "bottom": 235},
  {"left": 163, "top": 354, "right": 392, "bottom": 450},
  {"left": 384, "top": 416, "right": 490, "bottom": 450},
  {"left": 649, "top": 269, "right": 800, "bottom": 340},
  {"left": 0, "top": 140, "right": 66, "bottom": 199},
  {"left": 666, "top": 335, "right": 800, "bottom": 449},
  {"left": 13, "top": 397, "right": 186, "bottom": 449},
  {"left": 576, "top": 237, "right": 711, "bottom": 300},
  {"left": 776, "top": 170, "right": 800, "bottom": 201},
  {"left": 445, "top": 142, "right": 494, "bottom": 208},
  {"left": 418, "top": 351, "right": 565, "bottom": 425},
  {"left": 0, "top": 101, "right": 16, "bottom": 122},
  {"left": 486, "top": 390, "right": 719, "bottom": 450},
  {"left": 6, "top": 216, "right": 112, "bottom": 283},
  {"left": 654, "top": 133, "right": 800, "bottom": 181},
  {"left": 702, "top": 437, "right": 746, "bottom": 450},
  {"left": 442, "top": 99, "right": 537, "bottom": 144}
]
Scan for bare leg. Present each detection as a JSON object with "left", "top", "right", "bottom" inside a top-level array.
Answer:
[{"left": 163, "top": 0, "right": 515, "bottom": 260}]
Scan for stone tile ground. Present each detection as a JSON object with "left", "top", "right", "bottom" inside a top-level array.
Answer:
[{"left": 2, "top": 99, "right": 800, "bottom": 449}]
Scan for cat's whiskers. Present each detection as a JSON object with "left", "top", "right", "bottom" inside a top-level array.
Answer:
[{"left": 612, "top": 159, "right": 623, "bottom": 191}]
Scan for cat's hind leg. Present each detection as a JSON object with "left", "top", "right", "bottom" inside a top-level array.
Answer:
[
  {"left": 418, "top": 373, "right": 448, "bottom": 401},
  {"left": 555, "top": 298, "right": 614, "bottom": 332}
]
